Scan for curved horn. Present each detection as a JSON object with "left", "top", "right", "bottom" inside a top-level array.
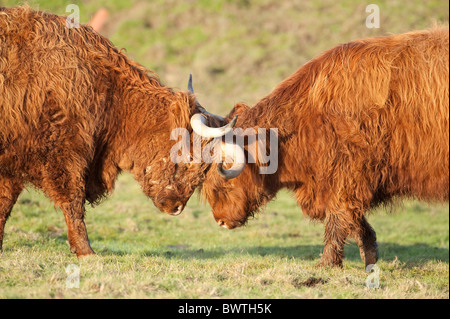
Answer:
[
  {"left": 188, "top": 73, "right": 243, "bottom": 178},
  {"left": 188, "top": 74, "right": 225, "bottom": 120},
  {"left": 217, "top": 141, "right": 246, "bottom": 179},
  {"left": 188, "top": 73, "right": 203, "bottom": 107},
  {"left": 191, "top": 114, "right": 238, "bottom": 138},
  {"left": 188, "top": 74, "right": 195, "bottom": 94}
]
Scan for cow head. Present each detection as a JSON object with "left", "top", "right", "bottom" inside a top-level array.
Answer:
[
  {"left": 184, "top": 93, "right": 276, "bottom": 229},
  {"left": 147, "top": 75, "right": 273, "bottom": 225},
  {"left": 196, "top": 109, "right": 278, "bottom": 229},
  {"left": 144, "top": 75, "right": 243, "bottom": 216}
]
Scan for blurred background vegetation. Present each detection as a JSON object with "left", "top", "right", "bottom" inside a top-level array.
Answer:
[{"left": 1, "top": 0, "right": 448, "bottom": 115}]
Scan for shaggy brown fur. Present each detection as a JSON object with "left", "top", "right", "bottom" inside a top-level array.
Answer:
[
  {"left": 200, "top": 27, "right": 449, "bottom": 267},
  {"left": 0, "top": 6, "right": 206, "bottom": 256}
]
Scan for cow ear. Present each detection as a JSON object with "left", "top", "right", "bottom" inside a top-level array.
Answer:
[{"left": 226, "top": 103, "right": 249, "bottom": 121}]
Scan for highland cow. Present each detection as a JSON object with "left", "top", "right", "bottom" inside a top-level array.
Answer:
[
  {"left": 0, "top": 6, "right": 232, "bottom": 257},
  {"left": 188, "top": 27, "right": 449, "bottom": 268}
]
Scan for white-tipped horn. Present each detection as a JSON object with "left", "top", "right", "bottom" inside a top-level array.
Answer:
[
  {"left": 217, "top": 140, "right": 246, "bottom": 179},
  {"left": 190, "top": 114, "right": 238, "bottom": 138}
]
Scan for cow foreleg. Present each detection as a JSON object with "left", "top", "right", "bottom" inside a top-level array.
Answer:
[
  {"left": 0, "top": 178, "right": 23, "bottom": 253},
  {"left": 352, "top": 215, "right": 378, "bottom": 268},
  {"left": 60, "top": 197, "right": 95, "bottom": 258},
  {"left": 40, "top": 149, "right": 95, "bottom": 257}
]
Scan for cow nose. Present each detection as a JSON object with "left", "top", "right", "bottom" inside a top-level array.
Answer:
[
  {"left": 217, "top": 219, "right": 229, "bottom": 229},
  {"left": 169, "top": 204, "right": 184, "bottom": 216}
]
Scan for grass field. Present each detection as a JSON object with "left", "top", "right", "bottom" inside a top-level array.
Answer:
[
  {"left": 0, "top": 173, "right": 448, "bottom": 298},
  {"left": 0, "top": 0, "right": 448, "bottom": 299}
]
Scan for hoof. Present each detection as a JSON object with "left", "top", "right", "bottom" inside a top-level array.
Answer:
[
  {"left": 364, "top": 250, "right": 379, "bottom": 269},
  {"left": 76, "top": 248, "right": 96, "bottom": 258},
  {"left": 70, "top": 245, "right": 96, "bottom": 258},
  {"left": 362, "top": 243, "right": 379, "bottom": 268},
  {"left": 77, "top": 252, "right": 97, "bottom": 259}
]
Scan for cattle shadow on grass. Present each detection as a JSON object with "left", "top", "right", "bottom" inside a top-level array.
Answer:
[
  {"left": 8, "top": 230, "right": 448, "bottom": 267},
  {"left": 97, "top": 242, "right": 449, "bottom": 267},
  {"left": 257, "top": 243, "right": 448, "bottom": 265}
]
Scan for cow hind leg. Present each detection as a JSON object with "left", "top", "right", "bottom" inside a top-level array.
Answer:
[
  {"left": 60, "top": 196, "right": 95, "bottom": 258},
  {"left": 0, "top": 177, "right": 23, "bottom": 253},
  {"left": 351, "top": 215, "right": 378, "bottom": 268},
  {"left": 320, "top": 210, "right": 378, "bottom": 268},
  {"left": 320, "top": 211, "right": 352, "bottom": 267}
]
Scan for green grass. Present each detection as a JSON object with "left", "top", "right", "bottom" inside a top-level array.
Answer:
[
  {"left": 0, "top": 0, "right": 448, "bottom": 298},
  {"left": 0, "top": 174, "right": 448, "bottom": 298}
]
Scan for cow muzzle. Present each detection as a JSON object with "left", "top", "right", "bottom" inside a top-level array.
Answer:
[
  {"left": 168, "top": 204, "right": 184, "bottom": 216},
  {"left": 216, "top": 218, "right": 242, "bottom": 229}
]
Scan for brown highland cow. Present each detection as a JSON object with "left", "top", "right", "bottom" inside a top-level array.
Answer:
[
  {"left": 186, "top": 27, "right": 449, "bottom": 268},
  {"left": 0, "top": 6, "right": 232, "bottom": 257}
]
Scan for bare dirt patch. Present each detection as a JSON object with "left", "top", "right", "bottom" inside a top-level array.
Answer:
[{"left": 293, "top": 277, "right": 328, "bottom": 288}]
